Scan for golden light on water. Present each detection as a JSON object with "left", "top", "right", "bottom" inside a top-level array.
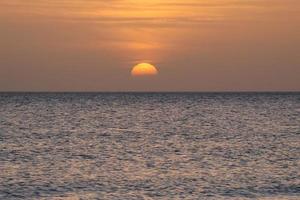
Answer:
[{"left": 131, "top": 63, "right": 158, "bottom": 76}]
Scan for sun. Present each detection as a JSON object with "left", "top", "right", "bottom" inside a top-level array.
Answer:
[{"left": 131, "top": 63, "right": 158, "bottom": 76}]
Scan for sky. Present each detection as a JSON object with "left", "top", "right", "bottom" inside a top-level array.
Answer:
[{"left": 0, "top": 0, "right": 299, "bottom": 91}]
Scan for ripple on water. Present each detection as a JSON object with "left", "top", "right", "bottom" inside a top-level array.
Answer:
[{"left": 0, "top": 93, "right": 299, "bottom": 199}]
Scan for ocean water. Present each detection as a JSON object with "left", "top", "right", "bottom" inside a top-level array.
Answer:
[{"left": 0, "top": 93, "right": 299, "bottom": 200}]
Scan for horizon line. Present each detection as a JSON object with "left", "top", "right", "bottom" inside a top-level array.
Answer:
[{"left": 0, "top": 91, "right": 299, "bottom": 93}]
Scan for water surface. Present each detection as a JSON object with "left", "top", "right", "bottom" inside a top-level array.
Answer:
[{"left": 0, "top": 93, "right": 299, "bottom": 199}]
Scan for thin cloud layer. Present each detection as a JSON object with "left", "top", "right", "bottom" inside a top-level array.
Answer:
[{"left": 1, "top": 0, "right": 295, "bottom": 25}]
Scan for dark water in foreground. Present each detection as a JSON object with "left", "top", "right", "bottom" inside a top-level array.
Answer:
[{"left": 0, "top": 93, "right": 299, "bottom": 200}]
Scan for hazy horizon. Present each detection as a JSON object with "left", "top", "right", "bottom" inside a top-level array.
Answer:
[{"left": 1, "top": 0, "right": 299, "bottom": 91}]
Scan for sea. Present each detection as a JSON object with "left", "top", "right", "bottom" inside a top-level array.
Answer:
[{"left": 0, "top": 92, "right": 299, "bottom": 200}]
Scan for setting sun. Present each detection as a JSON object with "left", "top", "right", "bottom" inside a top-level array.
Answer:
[{"left": 131, "top": 63, "right": 158, "bottom": 76}]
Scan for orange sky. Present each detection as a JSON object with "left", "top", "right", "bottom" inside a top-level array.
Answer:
[{"left": 0, "top": 0, "right": 299, "bottom": 91}]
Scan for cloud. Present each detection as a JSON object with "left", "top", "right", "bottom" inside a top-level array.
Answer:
[{"left": 0, "top": 0, "right": 273, "bottom": 26}]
